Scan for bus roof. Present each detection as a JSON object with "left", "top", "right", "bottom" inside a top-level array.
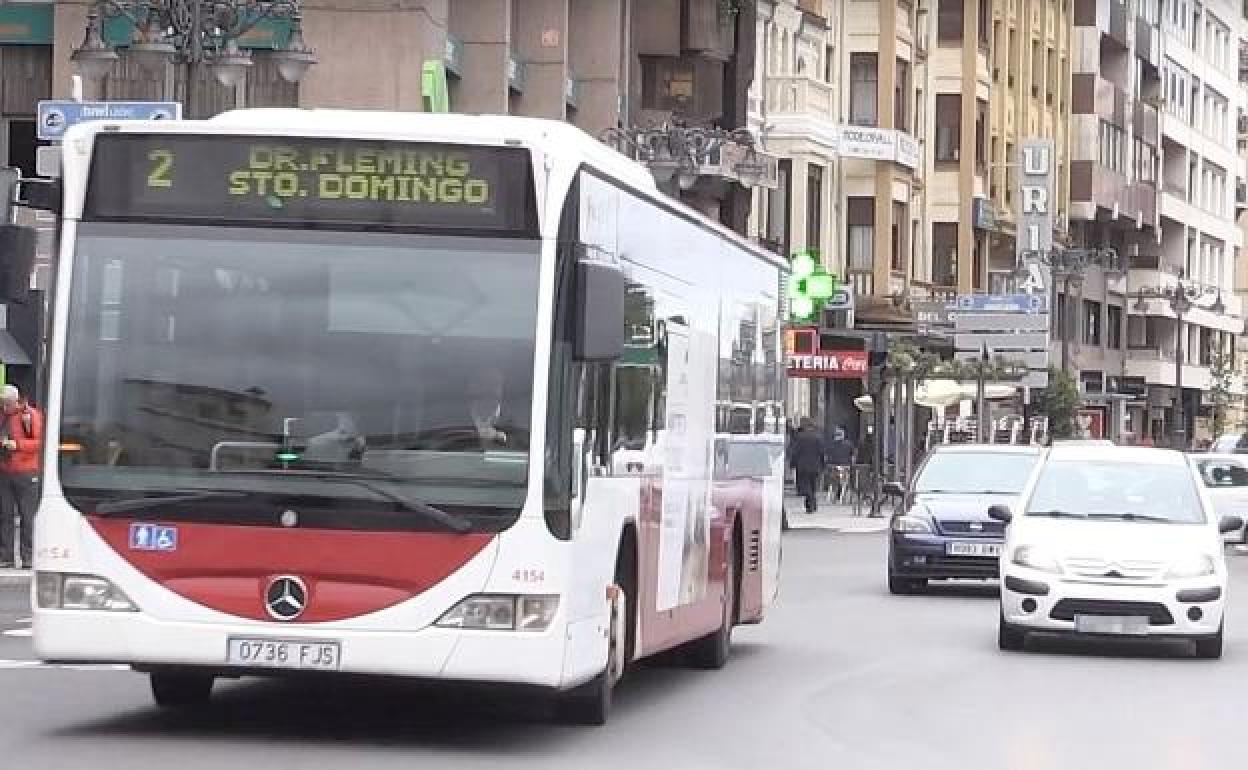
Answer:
[{"left": 198, "top": 109, "right": 784, "bottom": 267}]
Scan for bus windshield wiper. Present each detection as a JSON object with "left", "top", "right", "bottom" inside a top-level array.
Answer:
[
  {"left": 1026, "top": 509, "right": 1088, "bottom": 519},
  {"left": 228, "top": 470, "right": 474, "bottom": 534},
  {"left": 95, "top": 490, "right": 249, "bottom": 514}
]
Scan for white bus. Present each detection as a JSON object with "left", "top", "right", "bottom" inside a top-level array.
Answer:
[{"left": 28, "top": 110, "right": 785, "bottom": 725}]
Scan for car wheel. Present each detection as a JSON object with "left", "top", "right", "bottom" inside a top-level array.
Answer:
[
  {"left": 888, "top": 573, "right": 925, "bottom": 595},
  {"left": 150, "top": 670, "right": 214, "bottom": 709},
  {"left": 1193, "top": 626, "right": 1224, "bottom": 660},
  {"left": 998, "top": 614, "right": 1027, "bottom": 652}
]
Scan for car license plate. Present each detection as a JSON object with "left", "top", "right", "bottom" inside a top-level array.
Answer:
[
  {"left": 226, "top": 637, "right": 341, "bottom": 671},
  {"left": 946, "top": 541, "right": 1001, "bottom": 557},
  {"left": 1074, "top": 615, "right": 1149, "bottom": 636}
]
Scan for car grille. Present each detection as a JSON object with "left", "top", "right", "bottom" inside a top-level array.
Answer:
[
  {"left": 937, "top": 520, "right": 1006, "bottom": 537},
  {"left": 929, "top": 555, "right": 1001, "bottom": 574},
  {"left": 1049, "top": 599, "right": 1174, "bottom": 626},
  {"left": 1062, "top": 557, "right": 1166, "bottom": 581}
]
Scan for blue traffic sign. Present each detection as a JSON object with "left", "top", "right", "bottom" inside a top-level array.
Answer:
[
  {"left": 37, "top": 100, "right": 181, "bottom": 141},
  {"left": 955, "top": 293, "right": 1048, "bottom": 314}
]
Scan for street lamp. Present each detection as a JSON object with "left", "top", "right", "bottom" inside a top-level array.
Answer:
[
  {"left": 70, "top": 1, "right": 316, "bottom": 118},
  {"left": 1130, "top": 271, "right": 1223, "bottom": 450},
  {"left": 1019, "top": 247, "right": 1123, "bottom": 372}
]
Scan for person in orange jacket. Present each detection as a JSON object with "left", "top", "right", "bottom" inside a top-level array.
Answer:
[{"left": 0, "top": 384, "right": 42, "bottom": 568}]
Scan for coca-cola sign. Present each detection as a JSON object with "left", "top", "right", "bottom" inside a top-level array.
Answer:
[{"left": 786, "top": 350, "right": 868, "bottom": 379}]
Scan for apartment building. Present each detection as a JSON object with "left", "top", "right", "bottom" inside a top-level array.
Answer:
[
  {"left": 1125, "top": 0, "right": 1245, "bottom": 444},
  {"left": 19, "top": 1, "right": 762, "bottom": 234}
]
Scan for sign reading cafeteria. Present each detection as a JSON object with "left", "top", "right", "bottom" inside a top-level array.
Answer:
[{"left": 784, "top": 327, "right": 867, "bottom": 378}]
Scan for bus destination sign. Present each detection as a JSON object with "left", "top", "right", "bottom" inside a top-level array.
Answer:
[{"left": 83, "top": 134, "right": 535, "bottom": 232}]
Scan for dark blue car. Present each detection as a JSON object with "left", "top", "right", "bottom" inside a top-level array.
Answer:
[{"left": 887, "top": 444, "right": 1042, "bottom": 594}]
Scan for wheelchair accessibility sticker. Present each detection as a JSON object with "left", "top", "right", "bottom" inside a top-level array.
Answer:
[{"left": 129, "top": 523, "right": 178, "bottom": 552}]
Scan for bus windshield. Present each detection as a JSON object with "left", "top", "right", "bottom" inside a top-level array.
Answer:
[{"left": 59, "top": 225, "right": 540, "bottom": 531}]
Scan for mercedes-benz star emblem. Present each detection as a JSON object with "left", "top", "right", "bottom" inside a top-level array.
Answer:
[{"left": 265, "top": 576, "right": 308, "bottom": 621}]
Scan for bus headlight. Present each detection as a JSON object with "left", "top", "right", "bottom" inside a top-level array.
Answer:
[
  {"left": 436, "top": 594, "right": 559, "bottom": 632},
  {"left": 36, "top": 572, "right": 138, "bottom": 612}
]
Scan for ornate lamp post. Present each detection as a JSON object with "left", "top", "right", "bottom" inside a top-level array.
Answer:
[
  {"left": 601, "top": 121, "right": 768, "bottom": 194},
  {"left": 1130, "top": 272, "right": 1224, "bottom": 450},
  {"left": 1019, "top": 247, "right": 1122, "bottom": 372},
  {"left": 71, "top": 1, "right": 316, "bottom": 118}
]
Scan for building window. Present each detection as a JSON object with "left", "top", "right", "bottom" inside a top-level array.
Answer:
[
  {"left": 931, "top": 222, "right": 958, "bottom": 286},
  {"left": 806, "top": 164, "right": 823, "bottom": 254},
  {"left": 1098, "top": 120, "right": 1126, "bottom": 174},
  {"left": 640, "top": 57, "right": 694, "bottom": 111},
  {"left": 765, "top": 159, "right": 792, "bottom": 256},
  {"left": 978, "top": 0, "right": 990, "bottom": 48},
  {"left": 938, "top": 0, "right": 964, "bottom": 43},
  {"left": 849, "top": 53, "right": 878, "bottom": 126},
  {"left": 825, "top": 45, "right": 835, "bottom": 83},
  {"left": 975, "top": 99, "right": 988, "bottom": 172},
  {"left": 891, "top": 202, "right": 907, "bottom": 272},
  {"left": 935, "top": 94, "right": 961, "bottom": 162},
  {"left": 1107, "top": 304, "right": 1123, "bottom": 349},
  {"left": 1083, "top": 299, "right": 1102, "bottom": 345},
  {"left": 894, "top": 58, "right": 910, "bottom": 132},
  {"left": 847, "top": 197, "right": 875, "bottom": 271}
]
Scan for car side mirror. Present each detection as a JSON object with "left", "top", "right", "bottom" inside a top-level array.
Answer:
[
  {"left": 1218, "top": 515, "right": 1243, "bottom": 534},
  {"left": 574, "top": 251, "right": 624, "bottom": 362},
  {"left": 882, "top": 481, "right": 905, "bottom": 498},
  {"left": 987, "top": 504, "right": 1013, "bottom": 523}
]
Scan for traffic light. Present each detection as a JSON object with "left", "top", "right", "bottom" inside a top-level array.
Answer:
[{"left": 787, "top": 250, "right": 838, "bottom": 322}]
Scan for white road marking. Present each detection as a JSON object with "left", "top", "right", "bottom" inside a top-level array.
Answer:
[
  {"left": 0, "top": 659, "right": 128, "bottom": 671},
  {"left": 2, "top": 628, "right": 31, "bottom": 637}
]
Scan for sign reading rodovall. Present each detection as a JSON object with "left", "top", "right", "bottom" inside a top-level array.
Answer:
[{"left": 83, "top": 134, "right": 536, "bottom": 232}]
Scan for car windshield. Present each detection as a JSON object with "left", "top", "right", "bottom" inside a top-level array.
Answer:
[
  {"left": 913, "top": 451, "right": 1037, "bottom": 495},
  {"left": 1025, "top": 459, "right": 1206, "bottom": 523},
  {"left": 58, "top": 225, "right": 540, "bottom": 531}
]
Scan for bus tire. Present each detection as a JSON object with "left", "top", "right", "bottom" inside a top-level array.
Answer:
[
  {"left": 556, "top": 575, "right": 629, "bottom": 726},
  {"left": 150, "top": 669, "right": 214, "bottom": 709},
  {"left": 686, "top": 522, "right": 740, "bottom": 670}
]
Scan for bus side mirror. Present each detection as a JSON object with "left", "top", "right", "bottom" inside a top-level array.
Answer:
[
  {"left": 0, "top": 224, "right": 36, "bottom": 303},
  {"left": 575, "top": 257, "right": 624, "bottom": 362}
]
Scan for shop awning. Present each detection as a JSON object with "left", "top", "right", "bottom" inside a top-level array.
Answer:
[{"left": 0, "top": 331, "right": 32, "bottom": 366}]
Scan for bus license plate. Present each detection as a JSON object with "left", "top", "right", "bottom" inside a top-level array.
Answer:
[
  {"left": 946, "top": 542, "right": 1001, "bottom": 557},
  {"left": 226, "top": 637, "right": 341, "bottom": 671}
]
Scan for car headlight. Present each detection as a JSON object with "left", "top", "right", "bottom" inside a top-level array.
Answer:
[
  {"left": 435, "top": 594, "right": 560, "bottom": 632},
  {"left": 892, "top": 514, "right": 933, "bottom": 534},
  {"left": 1165, "top": 554, "right": 1216, "bottom": 579},
  {"left": 35, "top": 572, "right": 138, "bottom": 612},
  {"left": 1011, "top": 545, "right": 1062, "bottom": 574}
]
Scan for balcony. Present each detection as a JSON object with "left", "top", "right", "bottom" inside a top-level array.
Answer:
[{"left": 765, "top": 75, "right": 835, "bottom": 122}]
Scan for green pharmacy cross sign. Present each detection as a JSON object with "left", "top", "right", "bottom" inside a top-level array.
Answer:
[{"left": 787, "top": 250, "right": 839, "bottom": 322}]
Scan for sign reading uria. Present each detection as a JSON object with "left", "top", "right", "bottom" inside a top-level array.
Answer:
[{"left": 1016, "top": 138, "right": 1054, "bottom": 264}]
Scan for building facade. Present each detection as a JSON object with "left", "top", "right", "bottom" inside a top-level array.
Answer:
[{"left": 1128, "top": 0, "right": 1244, "bottom": 444}]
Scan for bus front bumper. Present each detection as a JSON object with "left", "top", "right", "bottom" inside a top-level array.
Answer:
[{"left": 33, "top": 609, "right": 595, "bottom": 689}]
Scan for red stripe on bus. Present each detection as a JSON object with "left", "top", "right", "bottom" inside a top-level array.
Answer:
[{"left": 87, "top": 517, "right": 493, "bottom": 622}]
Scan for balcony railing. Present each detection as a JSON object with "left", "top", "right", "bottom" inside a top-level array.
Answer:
[
  {"left": 765, "top": 75, "right": 835, "bottom": 121},
  {"left": 847, "top": 268, "right": 874, "bottom": 297}
]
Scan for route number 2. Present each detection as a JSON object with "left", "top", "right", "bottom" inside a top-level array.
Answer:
[{"left": 147, "top": 149, "right": 173, "bottom": 188}]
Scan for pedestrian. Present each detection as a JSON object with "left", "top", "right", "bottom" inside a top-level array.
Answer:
[
  {"left": 0, "top": 385, "right": 43, "bottom": 569},
  {"left": 790, "top": 418, "right": 826, "bottom": 514},
  {"left": 825, "top": 428, "right": 856, "bottom": 502}
]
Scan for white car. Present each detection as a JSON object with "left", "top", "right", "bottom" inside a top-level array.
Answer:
[
  {"left": 995, "top": 445, "right": 1242, "bottom": 659},
  {"left": 1191, "top": 453, "right": 1248, "bottom": 544}
]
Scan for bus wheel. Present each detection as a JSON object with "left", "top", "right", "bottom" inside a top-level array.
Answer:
[
  {"left": 556, "top": 583, "right": 627, "bottom": 726},
  {"left": 150, "top": 669, "right": 214, "bottom": 709},
  {"left": 686, "top": 529, "right": 738, "bottom": 670}
]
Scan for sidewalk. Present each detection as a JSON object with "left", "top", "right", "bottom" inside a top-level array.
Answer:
[{"left": 784, "top": 495, "right": 890, "bottom": 533}]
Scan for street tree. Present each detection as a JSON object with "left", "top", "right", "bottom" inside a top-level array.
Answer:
[{"left": 1036, "top": 367, "right": 1080, "bottom": 440}]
